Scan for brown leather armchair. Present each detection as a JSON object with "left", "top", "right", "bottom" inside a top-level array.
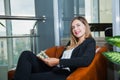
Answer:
[{"left": 8, "top": 46, "right": 108, "bottom": 80}]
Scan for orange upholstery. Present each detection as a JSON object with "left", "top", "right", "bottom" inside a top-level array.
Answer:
[
  {"left": 8, "top": 46, "right": 108, "bottom": 80},
  {"left": 8, "top": 70, "right": 15, "bottom": 80},
  {"left": 45, "top": 46, "right": 65, "bottom": 58},
  {"left": 66, "top": 46, "right": 108, "bottom": 80}
]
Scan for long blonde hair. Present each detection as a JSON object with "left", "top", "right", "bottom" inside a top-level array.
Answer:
[{"left": 69, "top": 16, "right": 92, "bottom": 48}]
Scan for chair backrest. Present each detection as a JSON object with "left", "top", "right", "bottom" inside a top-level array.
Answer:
[
  {"left": 88, "top": 46, "right": 108, "bottom": 80},
  {"left": 66, "top": 46, "right": 108, "bottom": 80},
  {"left": 45, "top": 46, "right": 65, "bottom": 58}
]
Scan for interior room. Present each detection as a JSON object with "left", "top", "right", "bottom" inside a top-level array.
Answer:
[{"left": 0, "top": 0, "right": 120, "bottom": 80}]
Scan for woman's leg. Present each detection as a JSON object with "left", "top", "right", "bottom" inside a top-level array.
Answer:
[
  {"left": 30, "top": 71, "right": 67, "bottom": 80},
  {"left": 14, "top": 51, "right": 52, "bottom": 80}
]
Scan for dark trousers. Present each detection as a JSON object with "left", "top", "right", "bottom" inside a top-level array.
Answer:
[{"left": 14, "top": 51, "right": 69, "bottom": 80}]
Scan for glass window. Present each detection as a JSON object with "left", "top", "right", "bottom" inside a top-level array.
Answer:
[
  {"left": 59, "top": 0, "right": 112, "bottom": 46},
  {"left": 10, "top": 0, "right": 35, "bottom": 16},
  {"left": 0, "top": 20, "right": 6, "bottom": 65},
  {"left": 0, "top": 0, "right": 7, "bottom": 65},
  {"left": 12, "top": 20, "right": 36, "bottom": 35},
  {"left": 10, "top": 0, "right": 36, "bottom": 66},
  {"left": 0, "top": 0, "right": 5, "bottom": 15},
  {"left": 0, "top": 40, "right": 7, "bottom": 65},
  {"left": 13, "top": 37, "right": 31, "bottom": 65},
  {"left": 100, "top": 0, "right": 112, "bottom": 23},
  {"left": 0, "top": 20, "right": 6, "bottom": 36},
  {"left": 0, "top": 0, "right": 36, "bottom": 67},
  {"left": 11, "top": 20, "right": 36, "bottom": 65}
]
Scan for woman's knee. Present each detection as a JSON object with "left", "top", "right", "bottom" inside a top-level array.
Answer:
[{"left": 20, "top": 50, "right": 34, "bottom": 58}]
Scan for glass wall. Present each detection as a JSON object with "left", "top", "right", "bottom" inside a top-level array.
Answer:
[
  {"left": 10, "top": 0, "right": 35, "bottom": 16},
  {"left": 0, "top": 0, "right": 7, "bottom": 65},
  {"left": 99, "top": 0, "right": 112, "bottom": 23},
  {"left": 0, "top": 0, "right": 36, "bottom": 68},
  {"left": 0, "top": 0, "right": 4, "bottom": 15},
  {"left": 58, "top": 0, "right": 112, "bottom": 45}
]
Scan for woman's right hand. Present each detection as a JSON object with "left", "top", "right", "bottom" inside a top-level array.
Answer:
[{"left": 41, "top": 58, "right": 59, "bottom": 67}]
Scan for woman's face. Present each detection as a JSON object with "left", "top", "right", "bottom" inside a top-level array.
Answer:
[{"left": 71, "top": 19, "right": 86, "bottom": 38}]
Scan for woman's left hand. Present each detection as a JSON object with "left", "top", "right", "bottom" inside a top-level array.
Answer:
[{"left": 41, "top": 58, "right": 59, "bottom": 67}]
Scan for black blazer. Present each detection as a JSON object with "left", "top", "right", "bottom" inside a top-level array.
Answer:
[{"left": 59, "top": 37, "right": 96, "bottom": 72}]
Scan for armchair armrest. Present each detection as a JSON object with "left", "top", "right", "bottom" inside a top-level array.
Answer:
[{"left": 67, "top": 46, "right": 108, "bottom": 80}]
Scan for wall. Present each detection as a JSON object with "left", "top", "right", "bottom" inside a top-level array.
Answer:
[
  {"left": 35, "top": 0, "right": 55, "bottom": 52},
  {"left": 0, "top": 65, "right": 8, "bottom": 80}
]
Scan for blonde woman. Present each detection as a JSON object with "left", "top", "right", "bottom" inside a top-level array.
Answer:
[{"left": 14, "top": 16, "right": 96, "bottom": 80}]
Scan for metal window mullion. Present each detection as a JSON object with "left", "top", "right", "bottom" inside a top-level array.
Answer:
[
  {"left": 112, "top": 0, "right": 120, "bottom": 52},
  {"left": 0, "top": 15, "right": 46, "bottom": 21},
  {"left": 4, "top": 0, "right": 13, "bottom": 69},
  {"left": 112, "top": 0, "right": 120, "bottom": 80},
  {"left": 53, "top": 0, "right": 60, "bottom": 46}
]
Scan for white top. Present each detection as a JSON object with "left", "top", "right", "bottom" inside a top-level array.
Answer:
[
  {"left": 58, "top": 48, "right": 74, "bottom": 71},
  {"left": 61, "top": 48, "right": 74, "bottom": 59}
]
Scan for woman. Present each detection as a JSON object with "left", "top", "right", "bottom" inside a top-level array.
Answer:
[{"left": 14, "top": 16, "right": 96, "bottom": 80}]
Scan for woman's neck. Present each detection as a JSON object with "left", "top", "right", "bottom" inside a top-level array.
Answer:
[
  {"left": 77, "top": 36, "right": 85, "bottom": 45},
  {"left": 66, "top": 37, "right": 85, "bottom": 50}
]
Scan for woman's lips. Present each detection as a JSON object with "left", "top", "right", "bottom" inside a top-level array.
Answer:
[{"left": 75, "top": 31, "right": 80, "bottom": 35}]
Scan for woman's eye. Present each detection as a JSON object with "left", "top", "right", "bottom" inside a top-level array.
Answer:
[
  {"left": 72, "top": 24, "right": 81, "bottom": 29},
  {"left": 76, "top": 24, "right": 80, "bottom": 27}
]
